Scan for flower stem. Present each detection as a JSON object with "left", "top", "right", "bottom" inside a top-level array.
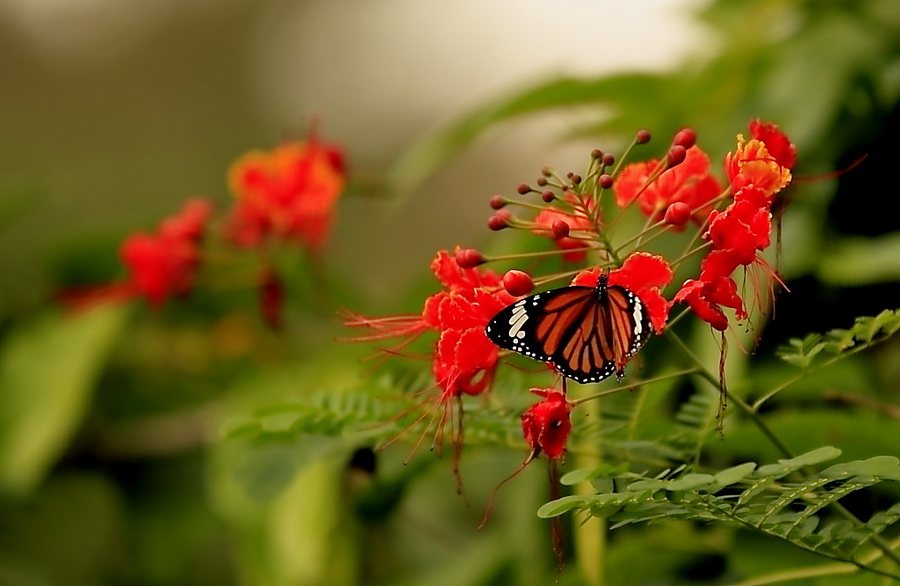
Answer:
[{"left": 574, "top": 397, "right": 605, "bottom": 586}]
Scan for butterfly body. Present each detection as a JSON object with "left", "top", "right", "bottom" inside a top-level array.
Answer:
[{"left": 485, "top": 274, "right": 650, "bottom": 384}]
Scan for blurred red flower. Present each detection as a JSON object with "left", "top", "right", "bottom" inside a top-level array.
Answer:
[
  {"left": 226, "top": 138, "right": 345, "bottom": 251},
  {"left": 121, "top": 198, "right": 213, "bottom": 307}
]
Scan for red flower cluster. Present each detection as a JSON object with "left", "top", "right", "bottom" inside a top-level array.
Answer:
[
  {"left": 673, "top": 120, "right": 796, "bottom": 330},
  {"left": 349, "top": 119, "right": 795, "bottom": 480},
  {"left": 226, "top": 139, "right": 345, "bottom": 251},
  {"left": 346, "top": 249, "right": 516, "bottom": 401},
  {"left": 59, "top": 130, "right": 348, "bottom": 327}
]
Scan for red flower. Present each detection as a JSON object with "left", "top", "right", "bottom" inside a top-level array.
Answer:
[
  {"left": 521, "top": 389, "right": 572, "bottom": 459},
  {"left": 724, "top": 136, "right": 791, "bottom": 199},
  {"left": 672, "top": 254, "right": 747, "bottom": 331},
  {"left": 532, "top": 193, "right": 595, "bottom": 262},
  {"left": 121, "top": 199, "right": 213, "bottom": 307},
  {"left": 422, "top": 251, "right": 516, "bottom": 396},
  {"left": 749, "top": 119, "right": 796, "bottom": 170},
  {"left": 571, "top": 252, "right": 674, "bottom": 334},
  {"left": 615, "top": 146, "right": 722, "bottom": 227},
  {"left": 705, "top": 200, "right": 773, "bottom": 267},
  {"left": 226, "top": 138, "right": 345, "bottom": 250},
  {"left": 345, "top": 249, "right": 515, "bottom": 399}
]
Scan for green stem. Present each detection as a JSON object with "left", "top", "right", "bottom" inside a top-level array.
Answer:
[{"left": 574, "top": 396, "right": 605, "bottom": 586}]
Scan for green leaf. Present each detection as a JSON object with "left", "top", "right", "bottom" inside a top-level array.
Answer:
[
  {"left": 754, "top": 447, "right": 842, "bottom": 478},
  {"left": 776, "top": 310, "right": 900, "bottom": 369},
  {"left": 537, "top": 495, "right": 590, "bottom": 519},
  {"left": 0, "top": 305, "right": 129, "bottom": 496},
  {"left": 713, "top": 462, "right": 758, "bottom": 487}
]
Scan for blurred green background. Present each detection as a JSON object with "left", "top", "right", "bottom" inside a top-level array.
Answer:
[{"left": 0, "top": 0, "right": 898, "bottom": 585}]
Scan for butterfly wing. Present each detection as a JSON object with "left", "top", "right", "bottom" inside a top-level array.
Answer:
[{"left": 485, "top": 284, "right": 650, "bottom": 384}]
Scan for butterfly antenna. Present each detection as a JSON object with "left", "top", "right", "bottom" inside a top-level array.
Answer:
[{"left": 478, "top": 449, "right": 539, "bottom": 530}]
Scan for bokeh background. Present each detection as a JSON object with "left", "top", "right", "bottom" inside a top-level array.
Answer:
[{"left": 1, "top": 0, "right": 898, "bottom": 585}]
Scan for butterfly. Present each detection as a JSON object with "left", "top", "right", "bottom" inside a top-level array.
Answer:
[{"left": 485, "top": 273, "right": 650, "bottom": 384}]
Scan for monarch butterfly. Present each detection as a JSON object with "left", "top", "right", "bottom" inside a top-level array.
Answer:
[{"left": 485, "top": 273, "right": 650, "bottom": 384}]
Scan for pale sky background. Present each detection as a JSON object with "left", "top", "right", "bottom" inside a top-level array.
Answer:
[{"left": 0, "top": 0, "right": 710, "bottom": 304}]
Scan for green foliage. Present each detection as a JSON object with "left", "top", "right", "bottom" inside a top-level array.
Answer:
[
  {"left": 541, "top": 448, "right": 900, "bottom": 577},
  {"left": 0, "top": 305, "right": 129, "bottom": 496},
  {"left": 776, "top": 309, "right": 900, "bottom": 369}
]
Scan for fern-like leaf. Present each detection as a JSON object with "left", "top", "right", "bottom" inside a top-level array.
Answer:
[{"left": 539, "top": 448, "right": 900, "bottom": 579}]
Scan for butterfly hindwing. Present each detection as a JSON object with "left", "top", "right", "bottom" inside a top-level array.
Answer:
[{"left": 485, "top": 280, "right": 650, "bottom": 384}]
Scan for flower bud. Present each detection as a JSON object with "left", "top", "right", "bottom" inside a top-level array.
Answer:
[
  {"left": 602, "top": 153, "right": 615, "bottom": 167},
  {"left": 551, "top": 220, "right": 570, "bottom": 239},
  {"left": 664, "top": 202, "right": 691, "bottom": 226},
  {"left": 455, "top": 248, "right": 486, "bottom": 268},
  {"left": 489, "top": 195, "right": 507, "bottom": 209},
  {"left": 517, "top": 183, "right": 532, "bottom": 195},
  {"left": 636, "top": 129, "right": 651, "bottom": 145},
  {"left": 598, "top": 174, "right": 614, "bottom": 190},
  {"left": 672, "top": 127, "right": 697, "bottom": 150},
  {"left": 666, "top": 145, "right": 687, "bottom": 168},
  {"left": 503, "top": 270, "right": 535, "bottom": 297},
  {"left": 488, "top": 212, "right": 510, "bottom": 231},
  {"left": 541, "top": 190, "right": 556, "bottom": 203}
]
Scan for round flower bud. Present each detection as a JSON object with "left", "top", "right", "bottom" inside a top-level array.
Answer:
[
  {"left": 666, "top": 145, "right": 687, "bottom": 168},
  {"left": 636, "top": 129, "right": 651, "bottom": 144},
  {"left": 551, "top": 220, "right": 570, "bottom": 239},
  {"left": 517, "top": 183, "right": 532, "bottom": 195},
  {"left": 664, "top": 202, "right": 691, "bottom": 226},
  {"left": 598, "top": 174, "right": 614, "bottom": 190},
  {"left": 489, "top": 195, "right": 507, "bottom": 209},
  {"left": 672, "top": 127, "right": 697, "bottom": 150},
  {"left": 601, "top": 153, "right": 615, "bottom": 167},
  {"left": 541, "top": 190, "right": 556, "bottom": 203},
  {"left": 503, "top": 270, "right": 535, "bottom": 297},
  {"left": 454, "top": 248, "right": 485, "bottom": 268},
  {"left": 488, "top": 211, "right": 511, "bottom": 231}
]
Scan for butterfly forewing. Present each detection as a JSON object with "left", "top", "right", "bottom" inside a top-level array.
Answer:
[{"left": 485, "top": 280, "right": 650, "bottom": 384}]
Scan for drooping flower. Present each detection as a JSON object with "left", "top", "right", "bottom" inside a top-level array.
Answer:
[
  {"left": 120, "top": 198, "right": 213, "bottom": 307},
  {"left": 521, "top": 388, "right": 572, "bottom": 460},
  {"left": 615, "top": 146, "right": 722, "bottom": 227},
  {"left": 226, "top": 137, "right": 345, "bottom": 251},
  {"left": 672, "top": 254, "right": 748, "bottom": 332}
]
